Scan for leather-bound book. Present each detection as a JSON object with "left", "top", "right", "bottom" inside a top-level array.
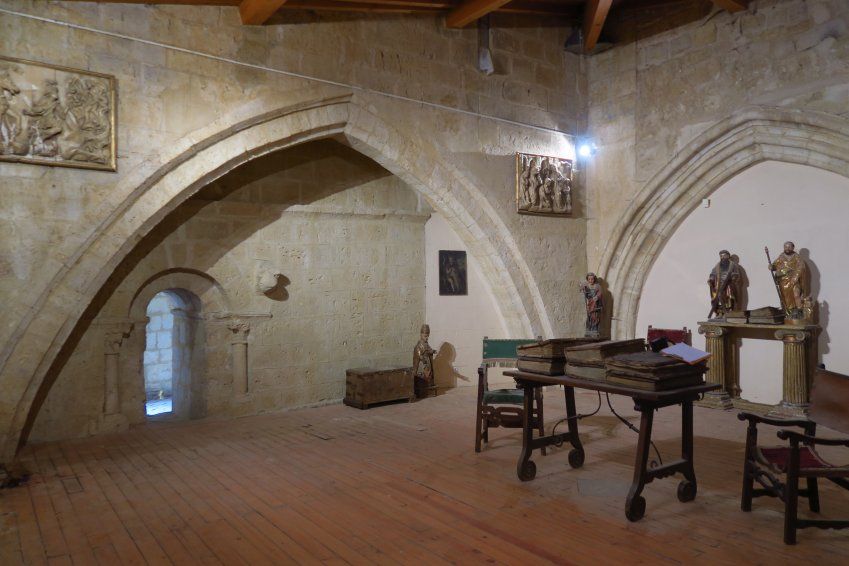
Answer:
[
  {"left": 516, "top": 337, "right": 603, "bottom": 360},
  {"left": 565, "top": 339, "right": 646, "bottom": 366}
]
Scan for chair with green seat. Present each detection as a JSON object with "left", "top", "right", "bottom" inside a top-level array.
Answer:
[{"left": 475, "top": 336, "right": 545, "bottom": 453}]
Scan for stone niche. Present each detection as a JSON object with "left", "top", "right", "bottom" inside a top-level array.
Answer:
[{"left": 28, "top": 138, "right": 431, "bottom": 442}]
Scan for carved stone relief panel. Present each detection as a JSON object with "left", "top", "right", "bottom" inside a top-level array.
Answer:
[
  {"left": 0, "top": 55, "right": 116, "bottom": 171},
  {"left": 516, "top": 152, "right": 573, "bottom": 216}
]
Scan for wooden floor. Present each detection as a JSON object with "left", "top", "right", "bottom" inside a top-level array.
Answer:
[{"left": 2, "top": 387, "right": 849, "bottom": 565}]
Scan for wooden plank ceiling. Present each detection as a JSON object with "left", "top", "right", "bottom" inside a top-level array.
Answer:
[{"left": 64, "top": 0, "right": 748, "bottom": 54}]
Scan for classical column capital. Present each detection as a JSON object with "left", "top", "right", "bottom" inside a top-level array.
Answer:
[
  {"left": 228, "top": 320, "right": 251, "bottom": 344},
  {"left": 100, "top": 321, "right": 134, "bottom": 354},
  {"left": 698, "top": 324, "right": 725, "bottom": 338},
  {"left": 775, "top": 329, "right": 807, "bottom": 343}
]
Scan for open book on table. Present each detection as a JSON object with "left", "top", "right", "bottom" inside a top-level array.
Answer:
[{"left": 660, "top": 343, "right": 711, "bottom": 365}]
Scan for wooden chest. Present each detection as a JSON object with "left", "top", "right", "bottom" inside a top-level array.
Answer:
[{"left": 344, "top": 366, "right": 414, "bottom": 409}]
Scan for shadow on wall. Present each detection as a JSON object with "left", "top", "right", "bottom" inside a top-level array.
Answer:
[
  {"left": 801, "top": 248, "right": 829, "bottom": 358},
  {"left": 434, "top": 342, "right": 464, "bottom": 389}
]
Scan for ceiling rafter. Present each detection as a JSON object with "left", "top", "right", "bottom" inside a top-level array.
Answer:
[
  {"left": 445, "top": 0, "right": 513, "bottom": 29},
  {"left": 711, "top": 0, "right": 748, "bottom": 13},
  {"left": 582, "top": 0, "right": 612, "bottom": 54},
  {"left": 240, "top": 0, "right": 290, "bottom": 24}
]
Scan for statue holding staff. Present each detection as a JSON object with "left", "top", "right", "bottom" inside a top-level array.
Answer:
[{"left": 767, "top": 241, "right": 810, "bottom": 320}]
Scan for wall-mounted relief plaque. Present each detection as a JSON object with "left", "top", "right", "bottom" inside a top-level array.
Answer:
[
  {"left": 516, "top": 152, "right": 572, "bottom": 216},
  {"left": 0, "top": 55, "right": 116, "bottom": 171}
]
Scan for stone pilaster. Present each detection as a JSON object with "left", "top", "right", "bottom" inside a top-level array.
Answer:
[{"left": 228, "top": 320, "right": 251, "bottom": 396}]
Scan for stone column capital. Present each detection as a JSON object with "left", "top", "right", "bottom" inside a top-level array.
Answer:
[{"left": 101, "top": 321, "right": 134, "bottom": 354}]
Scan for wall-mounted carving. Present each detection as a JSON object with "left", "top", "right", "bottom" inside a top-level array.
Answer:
[
  {"left": 516, "top": 152, "right": 572, "bottom": 216},
  {"left": 0, "top": 55, "right": 116, "bottom": 171}
]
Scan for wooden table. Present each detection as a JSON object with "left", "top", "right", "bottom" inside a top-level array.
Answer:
[{"left": 504, "top": 370, "right": 719, "bottom": 521}]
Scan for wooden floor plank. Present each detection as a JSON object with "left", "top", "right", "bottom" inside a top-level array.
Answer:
[{"left": 5, "top": 387, "right": 849, "bottom": 565}]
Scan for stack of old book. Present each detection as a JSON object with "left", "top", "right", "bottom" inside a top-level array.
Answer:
[
  {"left": 563, "top": 339, "right": 646, "bottom": 381},
  {"left": 516, "top": 337, "right": 601, "bottom": 375},
  {"left": 724, "top": 310, "right": 749, "bottom": 324},
  {"left": 605, "top": 350, "right": 706, "bottom": 391},
  {"left": 749, "top": 306, "right": 785, "bottom": 324}
]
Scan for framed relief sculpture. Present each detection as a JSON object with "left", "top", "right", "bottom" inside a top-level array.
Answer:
[
  {"left": 0, "top": 55, "right": 117, "bottom": 171},
  {"left": 439, "top": 250, "right": 467, "bottom": 296},
  {"left": 516, "top": 152, "right": 572, "bottom": 216}
]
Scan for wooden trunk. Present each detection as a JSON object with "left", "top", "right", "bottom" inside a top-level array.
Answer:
[{"left": 344, "top": 366, "right": 414, "bottom": 409}]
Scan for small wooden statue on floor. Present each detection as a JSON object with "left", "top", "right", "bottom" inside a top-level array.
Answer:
[
  {"left": 413, "top": 324, "right": 436, "bottom": 398},
  {"left": 579, "top": 273, "right": 603, "bottom": 337}
]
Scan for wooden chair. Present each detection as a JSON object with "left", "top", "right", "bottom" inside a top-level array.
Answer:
[
  {"left": 738, "top": 368, "right": 849, "bottom": 544},
  {"left": 646, "top": 326, "right": 692, "bottom": 350},
  {"left": 475, "top": 337, "right": 544, "bottom": 453}
]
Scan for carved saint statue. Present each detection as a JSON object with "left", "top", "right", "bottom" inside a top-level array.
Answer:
[
  {"left": 769, "top": 241, "right": 810, "bottom": 319},
  {"left": 412, "top": 324, "right": 436, "bottom": 398},
  {"left": 708, "top": 249, "right": 741, "bottom": 318},
  {"left": 579, "top": 273, "right": 603, "bottom": 337}
]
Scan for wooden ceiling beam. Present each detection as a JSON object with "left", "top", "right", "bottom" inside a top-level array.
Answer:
[
  {"left": 240, "top": 0, "right": 289, "bottom": 24},
  {"left": 711, "top": 0, "right": 748, "bottom": 13},
  {"left": 582, "top": 0, "right": 612, "bottom": 53},
  {"left": 445, "top": 0, "right": 513, "bottom": 29}
]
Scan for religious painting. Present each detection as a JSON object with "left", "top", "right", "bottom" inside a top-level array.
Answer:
[
  {"left": 0, "top": 55, "right": 117, "bottom": 171},
  {"left": 516, "top": 151, "right": 573, "bottom": 216},
  {"left": 439, "top": 250, "right": 467, "bottom": 296}
]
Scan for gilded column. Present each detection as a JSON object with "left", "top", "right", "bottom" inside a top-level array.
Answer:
[
  {"left": 772, "top": 329, "right": 810, "bottom": 417},
  {"left": 229, "top": 320, "right": 250, "bottom": 395},
  {"left": 698, "top": 324, "right": 733, "bottom": 409}
]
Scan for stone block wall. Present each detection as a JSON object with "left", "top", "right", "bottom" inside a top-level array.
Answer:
[
  {"left": 586, "top": 0, "right": 849, "bottom": 272},
  {"left": 28, "top": 139, "right": 430, "bottom": 441},
  {"left": 0, "top": 2, "right": 590, "bottom": 458}
]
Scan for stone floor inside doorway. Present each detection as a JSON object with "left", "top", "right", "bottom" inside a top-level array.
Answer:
[
  {"left": 3, "top": 386, "right": 849, "bottom": 565},
  {"left": 145, "top": 398, "right": 173, "bottom": 416}
]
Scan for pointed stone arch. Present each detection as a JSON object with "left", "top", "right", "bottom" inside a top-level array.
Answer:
[
  {"left": 597, "top": 106, "right": 849, "bottom": 339},
  {"left": 0, "top": 94, "right": 548, "bottom": 465}
]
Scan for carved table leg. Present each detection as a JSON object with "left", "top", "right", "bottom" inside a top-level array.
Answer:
[
  {"left": 516, "top": 384, "right": 537, "bottom": 482},
  {"left": 698, "top": 325, "right": 733, "bottom": 409},
  {"left": 564, "top": 386, "right": 584, "bottom": 468},
  {"left": 677, "top": 400, "right": 698, "bottom": 502},
  {"left": 625, "top": 405, "right": 654, "bottom": 522}
]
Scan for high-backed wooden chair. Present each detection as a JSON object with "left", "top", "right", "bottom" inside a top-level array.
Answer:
[
  {"left": 475, "top": 337, "right": 544, "bottom": 453},
  {"left": 646, "top": 326, "right": 692, "bottom": 350},
  {"left": 739, "top": 368, "right": 849, "bottom": 544}
]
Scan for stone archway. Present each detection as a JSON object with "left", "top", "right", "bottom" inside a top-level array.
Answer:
[
  {"left": 597, "top": 106, "right": 849, "bottom": 339},
  {"left": 0, "top": 95, "right": 547, "bottom": 466}
]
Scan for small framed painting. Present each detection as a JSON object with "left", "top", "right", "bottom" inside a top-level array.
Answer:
[{"left": 439, "top": 250, "right": 467, "bottom": 296}]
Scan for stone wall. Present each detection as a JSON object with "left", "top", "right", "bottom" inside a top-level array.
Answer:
[
  {"left": 27, "top": 139, "right": 429, "bottom": 441},
  {"left": 585, "top": 0, "right": 849, "bottom": 334},
  {"left": 0, "top": 4, "right": 588, "bottom": 460}
]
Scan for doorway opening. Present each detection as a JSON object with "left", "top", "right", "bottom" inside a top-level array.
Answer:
[{"left": 143, "top": 289, "right": 202, "bottom": 417}]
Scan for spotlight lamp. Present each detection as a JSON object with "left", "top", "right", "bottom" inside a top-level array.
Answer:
[{"left": 578, "top": 141, "right": 598, "bottom": 159}]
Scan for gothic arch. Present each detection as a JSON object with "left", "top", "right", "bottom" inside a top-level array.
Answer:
[
  {"left": 597, "top": 106, "right": 849, "bottom": 339},
  {"left": 0, "top": 94, "right": 547, "bottom": 464}
]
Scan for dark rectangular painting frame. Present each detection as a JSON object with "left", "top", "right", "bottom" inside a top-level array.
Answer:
[{"left": 439, "top": 250, "right": 467, "bottom": 296}]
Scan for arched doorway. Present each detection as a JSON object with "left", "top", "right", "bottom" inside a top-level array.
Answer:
[{"left": 142, "top": 289, "right": 204, "bottom": 420}]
